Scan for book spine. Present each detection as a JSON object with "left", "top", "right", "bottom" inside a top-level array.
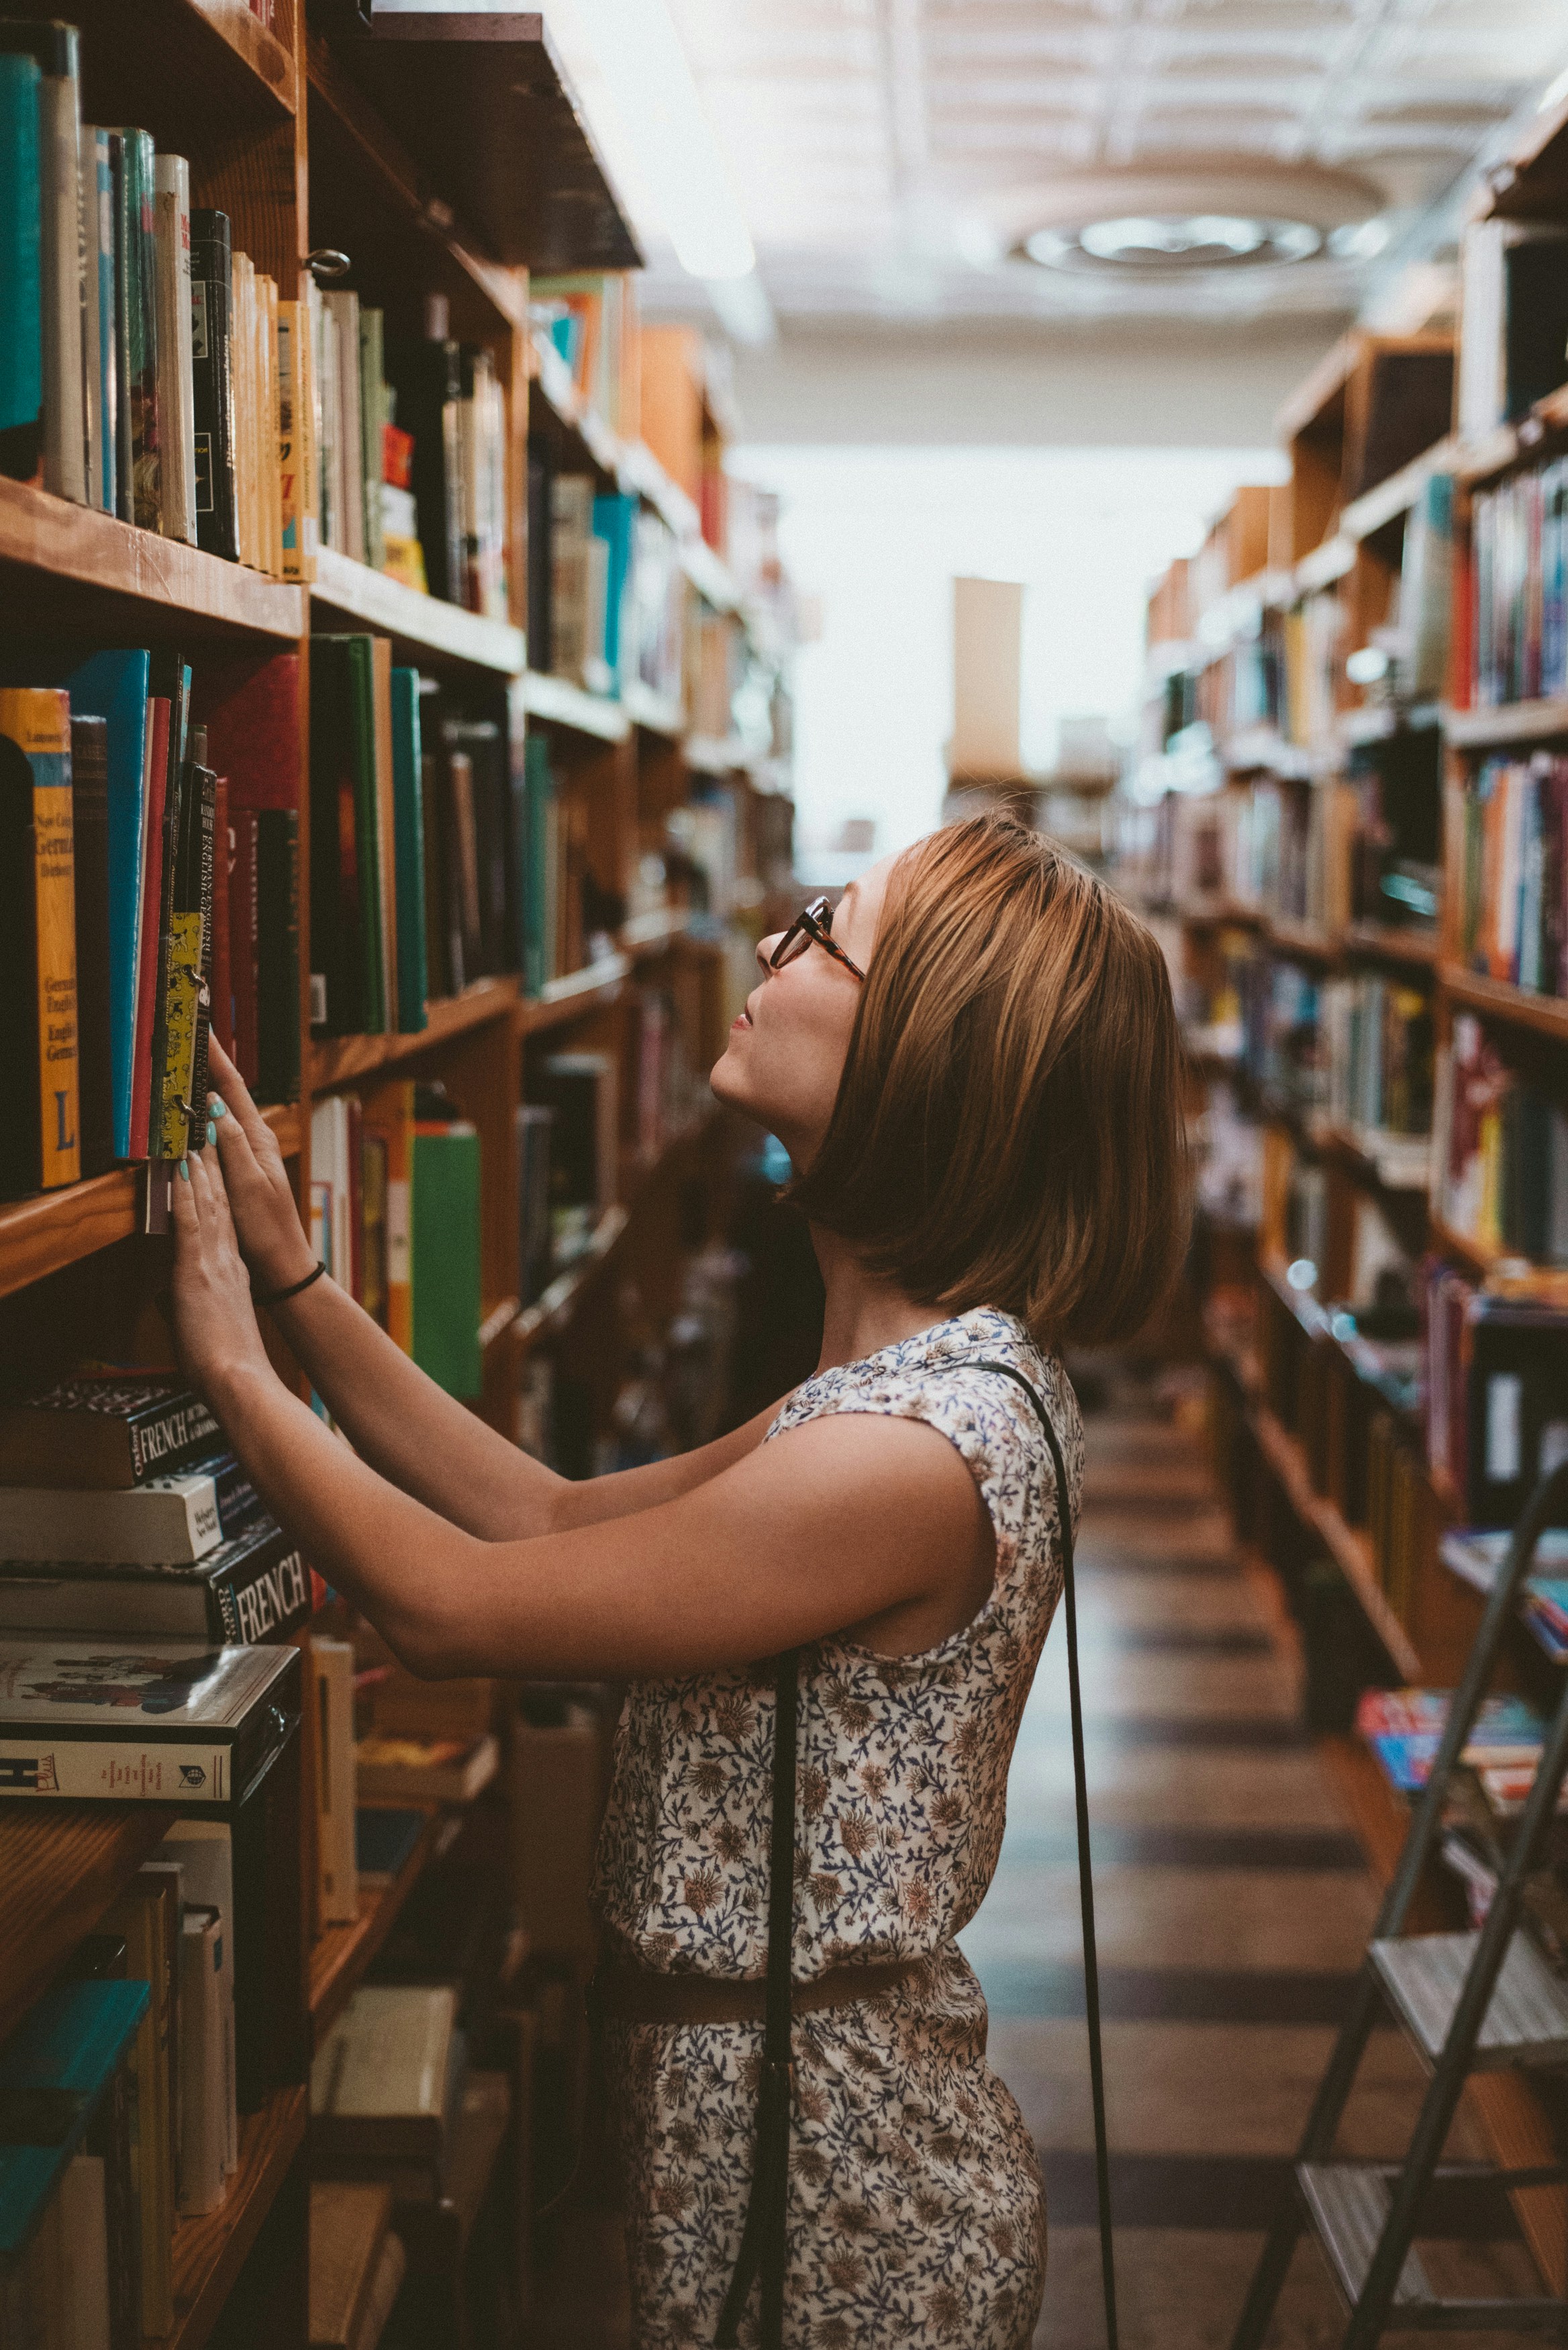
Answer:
[
  {"left": 119, "top": 128, "right": 161, "bottom": 532},
  {"left": 0, "top": 689, "right": 79, "bottom": 1194},
  {"left": 277, "top": 297, "right": 313, "bottom": 582},
  {"left": 128, "top": 696, "right": 168, "bottom": 1160},
  {"left": 0, "top": 54, "right": 42, "bottom": 479},
  {"left": 152, "top": 154, "right": 196, "bottom": 545},
  {"left": 230, "top": 806, "right": 259, "bottom": 1085},
  {"left": 360, "top": 303, "right": 385, "bottom": 571},
  {"left": 126, "top": 1389, "right": 221, "bottom": 1480},
  {"left": 256, "top": 808, "right": 299, "bottom": 1103},
  {"left": 70, "top": 714, "right": 114, "bottom": 1176},
  {"left": 107, "top": 130, "right": 133, "bottom": 518},
  {"left": 188, "top": 209, "right": 236, "bottom": 561},
  {"left": 36, "top": 32, "right": 86, "bottom": 504},
  {"left": 146, "top": 663, "right": 191, "bottom": 1162},
  {"left": 209, "top": 771, "right": 231, "bottom": 1059},
  {"left": 0, "top": 1738, "right": 233, "bottom": 1801},
  {"left": 187, "top": 760, "right": 217, "bottom": 1148},
  {"left": 81, "top": 124, "right": 115, "bottom": 513},
  {"left": 391, "top": 668, "right": 429, "bottom": 1031},
  {"left": 210, "top": 1536, "right": 311, "bottom": 1644}
]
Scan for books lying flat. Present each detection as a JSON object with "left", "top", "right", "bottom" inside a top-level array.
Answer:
[
  {"left": 354, "top": 1730, "right": 499, "bottom": 1805},
  {"left": 0, "top": 1516, "right": 313, "bottom": 1644},
  {"left": 1442, "top": 1528, "right": 1568, "bottom": 1663},
  {"left": 309, "top": 2181, "right": 393, "bottom": 2350},
  {"left": 0, "top": 1376, "right": 220, "bottom": 1490},
  {"left": 0, "top": 1636, "right": 297, "bottom": 1803},
  {"left": 311, "top": 1985, "right": 458, "bottom": 2165},
  {"left": 0, "top": 1450, "right": 260, "bottom": 1565},
  {"left": 1356, "top": 1685, "right": 1546, "bottom": 1793}
]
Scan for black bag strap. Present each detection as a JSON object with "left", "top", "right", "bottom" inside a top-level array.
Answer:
[
  {"left": 971, "top": 1358, "right": 1118, "bottom": 2350},
  {"left": 717, "top": 1355, "right": 1118, "bottom": 2350}
]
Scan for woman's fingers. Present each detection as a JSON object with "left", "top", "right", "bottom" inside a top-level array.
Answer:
[
  {"left": 207, "top": 1035, "right": 271, "bottom": 1151},
  {"left": 170, "top": 1152, "right": 198, "bottom": 1229}
]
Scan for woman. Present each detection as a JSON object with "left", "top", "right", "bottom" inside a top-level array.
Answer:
[{"left": 170, "top": 809, "right": 1187, "bottom": 2348}]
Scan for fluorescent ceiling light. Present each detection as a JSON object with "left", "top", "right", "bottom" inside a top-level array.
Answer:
[
  {"left": 1540, "top": 62, "right": 1568, "bottom": 113},
  {"left": 567, "top": 0, "right": 756, "bottom": 278}
]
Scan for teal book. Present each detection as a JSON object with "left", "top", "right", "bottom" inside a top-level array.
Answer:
[
  {"left": 522, "top": 731, "right": 553, "bottom": 1000},
  {"left": 83, "top": 125, "right": 116, "bottom": 513},
  {"left": 411, "top": 1119, "right": 482, "bottom": 1399},
  {"left": 591, "top": 492, "right": 638, "bottom": 682},
  {"left": 390, "top": 667, "right": 428, "bottom": 1033},
  {"left": 116, "top": 127, "right": 160, "bottom": 531},
  {"left": 0, "top": 52, "right": 42, "bottom": 479},
  {"left": 0, "top": 1977, "right": 147, "bottom": 2261}
]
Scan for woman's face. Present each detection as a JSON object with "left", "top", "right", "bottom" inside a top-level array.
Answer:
[{"left": 710, "top": 851, "right": 897, "bottom": 1163}]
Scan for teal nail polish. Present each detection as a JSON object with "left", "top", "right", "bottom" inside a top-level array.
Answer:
[
  {"left": 207, "top": 1121, "right": 217, "bottom": 1145},
  {"left": 209, "top": 1096, "right": 226, "bottom": 1119},
  {"left": 178, "top": 1160, "right": 189, "bottom": 1181}
]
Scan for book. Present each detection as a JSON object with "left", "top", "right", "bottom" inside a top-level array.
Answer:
[
  {"left": 1356, "top": 1686, "right": 1546, "bottom": 1792},
  {"left": 0, "top": 686, "right": 79, "bottom": 1196},
  {"left": 62, "top": 713, "right": 110, "bottom": 1180},
  {"left": 177, "top": 1907, "right": 226, "bottom": 2214},
  {"left": 0, "top": 1512, "right": 315, "bottom": 1646},
  {"left": 390, "top": 667, "right": 428, "bottom": 1032},
  {"left": 324, "top": 289, "right": 362, "bottom": 562},
  {"left": 516, "top": 1102, "right": 554, "bottom": 1303},
  {"left": 355, "top": 1729, "right": 499, "bottom": 1805},
  {"left": 144, "top": 652, "right": 191, "bottom": 1164},
  {"left": 100, "top": 1871, "right": 177, "bottom": 2333},
  {"left": 441, "top": 715, "right": 509, "bottom": 974},
  {"left": 128, "top": 688, "right": 169, "bottom": 1160},
  {"left": 148, "top": 1820, "right": 238, "bottom": 2158},
  {"left": 0, "top": 53, "right": 42, "bottom": 481},
  {"left": 351, "top": 2230, "right": 405, "bottom": 2350},
  {"left": 81, "top": 123, "right": 115, "bottom": 514},
  {"left": 354, "top": 1804, "right": 427, "bottom": 1878},
  {"left": 0, "top": 1634, "right": 298, "bottom": 1805},
  {"left": 151, "top": 152, "right": 196, "bottom": 545},
  {"left": 539, "top": 1051, "right": 618, "bottom": 1244},
  {"left": 360, "top": 1081, "right": 414, "bottom": 1351},
  {"left": 278, "top": 295, "right": 315, "bottom": 581},
  {"left": 312, "top": 1637, "right": 358, "bottom": 1928},
  {"left": 310, "top": 1985, "right": 458, "bottom": 2167},
  {"left": 210, "top": 771, "right": 232, "bottom": 1058},
  {"left": 0, "top": 1447, "right": 257, "bottom": 1564},
  {"left": 369, "top": 637, "right": 399, "bottom": 1030},
  {"left": 115, "top": 127, "right": 159, "bottom": 532},
  {"left": 0, "top": 1372, "right": 219, "bottom": 1489},
  {"left": 257, "top": 806, "right": 299, "bottom": 1102},
  {"left": 156, "top": 750, "right": 216, "bottom": 1162},
  {"left": 309, "top": 634, "right": 385, "bottom": 1035},
  {"left": 358, "top": 303, "right": 385, "bottom": 573},
  {"left": 309, "top": 2181, "right": 393, "bottom": 2350},
  {"left": 522, "top": 731, "right": 554, "bottom": 996},
  {"left": 194, "top": 649, "right": 299, "bottom": 1102},
  {"left": 0, "top": 23, "right": 84, "bottom": 504},
  {"left": 411, "top": 1116, "right": 482, "bottom": 1399},
  {"left": 189, "top": 207, "right": 238, "bottom": 561}
]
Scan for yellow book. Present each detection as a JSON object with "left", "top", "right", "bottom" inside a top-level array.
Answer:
[{"left": 0, "top": 688, "right": 79, "bottom": 1194}]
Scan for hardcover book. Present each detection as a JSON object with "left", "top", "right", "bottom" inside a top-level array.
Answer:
[
  {"left": 0, "top": 1447, "right": 258, "bottom": 1564},
  {"left": 0, "top": 687, "right": 80, "bottom": 1196},
  {"left": 0, "top": 1635, "right": 297, "bottom": 1805},
  {"left": 0, "top": 1515, "right": 315, "bottom": 1646},
  {"left": 0, "top": 1374, "right": 219, "bottom": 1489}
]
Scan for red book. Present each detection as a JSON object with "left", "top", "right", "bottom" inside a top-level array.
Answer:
[
  {"left": 128, "top": 698, "right": 170, "bottom": 1158},
  {"left": 193, "top": 653, "right": 299, "bottom": 814},
  {"left": 209, "top": 773, "right": 232, "bottom": 1062},
  {"left": 230, "top": 809, "right": 260, "bottom": 1088}
]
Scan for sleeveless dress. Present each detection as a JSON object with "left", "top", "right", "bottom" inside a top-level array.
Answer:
[{"left": 591, "top": 1305, "right": 1083, "bottom": 2349}]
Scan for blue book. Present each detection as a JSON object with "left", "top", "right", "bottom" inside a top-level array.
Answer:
[
  {"left": 0, "top": 1977, "right": 146, "bottom": 2262},
  {"left": 389, "top": 667, "right": 428, "bottom": 1034},
  {"left": 0, "top": 651, "right": 150, "bottom": 1158},
  {"left": 0, "top": 53, "right": 41, "bottom": 473},
  {"left": 591, "top": 493, "right": 638, "bottom": 683}
]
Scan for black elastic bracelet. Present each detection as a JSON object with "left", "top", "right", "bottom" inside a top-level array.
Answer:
[{"left": 253, "top": 1260, "right": 328, "bottom": 1307}]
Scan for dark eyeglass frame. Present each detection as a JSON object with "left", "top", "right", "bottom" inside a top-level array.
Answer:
[{"left": 769, "top": 895, "right": 866, "bottom": 982}]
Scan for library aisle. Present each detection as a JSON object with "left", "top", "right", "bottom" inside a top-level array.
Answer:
[{"left": 961, "top": 1374, "right": 1545, "bottom": 2349}]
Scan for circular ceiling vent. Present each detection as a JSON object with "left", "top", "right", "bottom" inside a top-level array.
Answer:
[{"left": 995, "top": 164, "right": 1384, "bottom": 278}]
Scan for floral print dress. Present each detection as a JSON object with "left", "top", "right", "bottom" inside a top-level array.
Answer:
[{"left": 592, "top": 1306, "right": 1083, "bottom": 2349}]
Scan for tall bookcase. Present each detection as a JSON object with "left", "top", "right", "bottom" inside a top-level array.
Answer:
[
  {"left": 1126, "top": 96, "right": 1568, "bottom": 2295},
  {"left": 0, "top": 6, "right": 793, "bottom": 2341}
]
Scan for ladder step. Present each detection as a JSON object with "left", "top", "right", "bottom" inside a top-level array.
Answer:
[
  {"left": 1370, "top": 1931, "right": 1568, "bottom": 2069},
  {"left": 1297, "top": 2163, "right": 1434, "bottom": 2318}
]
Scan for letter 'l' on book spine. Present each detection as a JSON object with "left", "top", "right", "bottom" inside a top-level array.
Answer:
[
  {"left": 152, "top": 154, "right": 197, "bottom": 545},
  {"left": 0, "top": 689, "right": 79, "bottom": 1194}
]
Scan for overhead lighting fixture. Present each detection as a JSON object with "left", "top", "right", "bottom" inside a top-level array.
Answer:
[
  {"left": 1025, "top": 213, "right": 1322, "bottom": 273},
  {"left": 556, "top": 0, "right": 755, "bottom": 279},
  {"left": 1540, "top": 62, "right": 1568, "bottom": 113},
  {"left": 707, "top": 271, "right": 777, "bottom": 347}
]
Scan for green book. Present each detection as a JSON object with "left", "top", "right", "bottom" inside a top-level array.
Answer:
[
  {"left": 0, "top": 54, "right": 42, "bottom": 478},
  {"left": 390, "top": 667, "right": 428, "bottom": 1033},
  {"left": 411, "top": 1119, "right": 481, "bottom": 1399}
]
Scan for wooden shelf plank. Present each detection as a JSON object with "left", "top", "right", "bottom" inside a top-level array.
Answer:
[
  {"left": 177, "top": 0, "right": 297, "bottom": 113},
  {"left": 0, "top": 1803, "right": 175, "bottom": 2051},
  {"left": 310, "top": 981, "right": 520, "bottom": 1090},
  {"left": 311, "top": 549, "right": 524, "bottom": 676},
  {"left": 521, "top": 671, "right": 630, "bottom": 743},
  {"left": 1342, "top": 921, "right": 1440, "bottom": 970},
  {"left": 0, "top": 1105, "right": 299, "bottom": 1304},
  {"left": 0, "top": 477, "right": 303, "bottom": 642},
  {"left": 1267, "top": 916, "right": 1338, "bottom": 963},
  {"left": 1445, "top": 698, "right": 1568, "bottom": 751},
  {"left": 309, "top": 1806, "right": 444, "bottom": 2051},
  {"left": 153, "top": 2085, "right": 308, "bottom": 2350},
  {"left": 621, "top": 679, "right": 685, "bottom": 739},
  {"left": 1429, "top": 1211, "right": 1509, "bottom": 1280},
  {"left": 1440, "top": 965, "right": 1568, "bottom": 1043}
]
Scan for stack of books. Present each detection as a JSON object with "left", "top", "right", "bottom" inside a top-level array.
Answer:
[
  {"left": 1441, "top": 1525, "right": 1568, "bottom": 1663},
  {"left": 1357, "top": 1684, "right": 1545, "bottom": 1793},
  {"left": 1454, "top": 751, "right": 1568, "bottom": 998}
]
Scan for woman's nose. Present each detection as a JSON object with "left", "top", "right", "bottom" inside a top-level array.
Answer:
[{"left": 756, "top": 933, "right": 780, "bottom": 976}]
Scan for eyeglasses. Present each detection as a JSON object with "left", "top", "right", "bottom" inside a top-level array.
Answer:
[{"left": 769, "top": 895, "right": 866, "bottom": 982}]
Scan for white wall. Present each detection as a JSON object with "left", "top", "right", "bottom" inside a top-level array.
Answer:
[{"left": 733, "top": 443, "right": 1284, "bottom": 882}]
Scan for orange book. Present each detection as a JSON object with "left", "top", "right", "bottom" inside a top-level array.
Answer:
[{"left": 0, "top": 688, "right": 80, "bottom": 1194}]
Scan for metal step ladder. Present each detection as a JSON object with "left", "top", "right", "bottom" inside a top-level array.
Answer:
[{"left": 1230, "top": 1460, "right": 1568, "bottom": 2348}]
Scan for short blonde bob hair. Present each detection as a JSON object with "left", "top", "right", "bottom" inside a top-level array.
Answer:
[{"left": 789, "top": 810, "right": 1189, "bottom": 1348}]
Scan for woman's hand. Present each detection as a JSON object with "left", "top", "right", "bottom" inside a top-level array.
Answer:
[
  {"left": 205, "top": 1035, "right": 317, "bottom": 1292},
  {"left": 168, "top": 1144, "right": 276, "bottom": 1407}
]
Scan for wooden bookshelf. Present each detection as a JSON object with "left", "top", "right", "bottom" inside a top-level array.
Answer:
[
  {"left": 0, "top": 1804, "right": 175, "bottom": 2049},
  {"left": 309, "top": 1805, "right": 444, "bottom": 2050},
  {"left": 1251, "top": 1393, "right": 1422, "bottom": 1681},
  {"left": 1266, "top": 915, "right": 1338, "bottom": 963},
  {"left": 310, "top": 978, "right": 522, "bottom": 1091},
  {"left": 1341, "top": 920, "right": 1440, "bottom": 969},
  {"left": 1444, "top": 698, "right": 1568, "bottom": 751},
  {"left": 622, "top": 679, "right": 686, "bottom": 739},
  {"left": 154, "top": 2085, "right": 309, "bottom": 2350},
  {"left": 311, "top": 550, "right": 524, "bottom": 677},
  {"left": 0, "top": 476, "right": 304, "bottom": 643},
  {"left": 521, "top": 670, "right": 631, "bottom": 743},
  {"left": 0, "top": 1104, "right": 300, "bottom": 1303},
  {"left": 513, "top": 1205, "right": 631, "bottom": 1354},
  {"left": 1440, "top": 966, "right": 1568, "bottom": 1043}
]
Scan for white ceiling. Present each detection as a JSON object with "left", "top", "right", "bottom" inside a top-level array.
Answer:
[{"left": 626, "top": 0, "right": 1568, "bottom": 325}]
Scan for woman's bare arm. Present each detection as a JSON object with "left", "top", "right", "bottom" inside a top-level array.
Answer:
[
  {"left": 168, "top": 1146, "right": 987, "bottom": 1677},
  {"left": 206, "top": 1038, "right": 790, "bottom": 1536}
]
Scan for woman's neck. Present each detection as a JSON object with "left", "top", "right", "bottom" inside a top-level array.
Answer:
[{"left": 810, "top": 1224, "right": 948, "bottom": 1374}]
